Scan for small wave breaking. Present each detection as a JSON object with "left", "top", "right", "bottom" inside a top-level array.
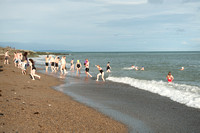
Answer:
[{"left": 107, "top": 76, "right": 200, "bottom": 109}]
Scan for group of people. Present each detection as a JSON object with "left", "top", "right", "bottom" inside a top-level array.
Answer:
[
  {"left": 4, "top": 50, "right": 184, "bottom": 83},
  {"left": 45, "top": 55, "right": 112, "bottom": 82},
  {"left": 4, "top": 50, "right": 40, "bottom": 80},
  {"left": 131, "top": 65, "right": 144, "bottom": 71}
]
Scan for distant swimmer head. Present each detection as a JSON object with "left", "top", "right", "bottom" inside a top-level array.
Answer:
[{"left": 108, "top": 62, "right": 110, "bottom": 63}]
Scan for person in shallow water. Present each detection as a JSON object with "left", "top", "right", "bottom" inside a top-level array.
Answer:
[
  {"left": 95, "top": 65, "right": 105, "bottom": 82},
  {"left": 75, "top": 60, "right": 82, "bottom": 75},
  {"left": 106, "top": 62, "right": 111, "bottom": 72},
  {"left": 166, "top": 72, "right": 174, "bottom": 82},
  {"left": 85, "top": 59, "right": 92, "bottom": 77}
]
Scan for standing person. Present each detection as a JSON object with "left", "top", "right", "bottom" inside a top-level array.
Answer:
[
  {"left": 45, "top": 55, "right": 50, "bottom": 72},
  {"left": 95, "top": 65, "right": 105, "bottom": 81},
  {"left": 106, "top": 62, "right": 111, "bottom": 72},
  {"left": 75, "top": 60, "right": 82, "bottom": 75},
  {"left": 55, "top": 56, "right": 60, "bottom": 72},
  {"left": 60, "top": 56, "right": 67, "bottom": 75},
  {"left": 50, "top": 56, "right": 55, "bottom": 72},
  {"left": 29, "top": 59, "right": 40, "bottom": 80},
  {"left": 13, "top": 52, "right": 18, "bottom": 67},
  {"left": 4, "top": 50, "right": 10, "bottom": 64},
  {"left": 166, "top": 72, "right": 174, "bottom": 82},
  {"left": 85, "top": 59, "right": 92, "bottom": 77},
  {"left": 70, "top": 59, "right": 74, "bottom": 71}
]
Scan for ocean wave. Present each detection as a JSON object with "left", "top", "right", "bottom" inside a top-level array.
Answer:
[
  {"left": 123, "top": 67, "right": 135, "bottom": 70},
  {"left": 107, "top": 76, "right": 200, "bottom": 109}
]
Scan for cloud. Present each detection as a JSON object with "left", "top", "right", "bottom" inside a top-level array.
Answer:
[
  {"left": 191, "top": 38, "right": 200, "bottom": 43},
  {"left": 182, "top": 41, "right": 188, "bottom": 45},
  {"left": 182, "top": 0, "right": 200, "bottom": 3},
  {"left": 99, "top": 0, "right": 148, "bottom": 5},
  {"left": 148, "top": 0, "right": 164, "bottom": 4}
]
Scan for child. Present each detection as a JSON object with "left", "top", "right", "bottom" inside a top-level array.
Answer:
[{"left": 95, "top": 65, "right": 105, "bottom": 82}]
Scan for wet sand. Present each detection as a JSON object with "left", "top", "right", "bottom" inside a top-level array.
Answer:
[
  {"left": 0, "top": 57, "right": 128, "bottom": 133},
  {"left": 55, "top": 74, "right": 200, "bottom": 133}
]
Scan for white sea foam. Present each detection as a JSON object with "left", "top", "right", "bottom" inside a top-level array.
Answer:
[
  {"left": 123, "top": 67, "right": 135, "bottom": 70},
  {"left": 107, "top": 76, "right": 200, "bottom": 109}
]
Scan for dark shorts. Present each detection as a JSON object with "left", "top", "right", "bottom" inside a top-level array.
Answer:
[
  {"left": 107, "top": 66, "right": 110, "bottom": 70},
  {"left": 55, "top": 63, "right": 58, "bottom": 67},
  {"left": 51, "top": 62, "right": 55, "bottom": 66},
  {"left": 45, "top": 62, "right": 49, "bottom": 66},
  {"left": 85, "top": 68, "right": 89, "bottom": 72},
  {"left": 5, "top": 56, "right": 8, "bottom": 60}
]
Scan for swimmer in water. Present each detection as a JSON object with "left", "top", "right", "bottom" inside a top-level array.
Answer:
[
  {"left": 75, "top": 60, "right": 82, "bottom": 74},
  {"left": 131, "top": 65, "right": 135, "bottom": 69},
  {"left": 140, "top": 66, "right": 144, "bottom": 71},
  {"left": 180, "top": 67, "right": 184, "bottom": 71},
  {"left": 106, "top": 62, "right": 111, "bottom": 72},
  {"left": 95, "top": 65, "right": 105, "bottom": 82},
  {"left": 166, "top": 72, "right": 174, "bottom": 82},
  {"left": 135, "top": 66, "right": 138, "bottom": 71}
]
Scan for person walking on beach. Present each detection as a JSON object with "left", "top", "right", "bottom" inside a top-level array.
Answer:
[
  {"left": 45, "top": 55, "right": 50, "bottom": 72},
  {"left": 106, "top": 62, "right": 111, "bottom": 72},
  {"left": 60, "top": 56, "right": 67, "bottom": 75},
  {"left": 4, "top": 50, "right": 10, "bottom": 64},
  {"left": 75, "top": 60, "right": 82, "bottom": 75},
  {"left": 55, "top": 56, "right": 60, "bottom": 72},
  {"left": 29, "top": 59, "right": 41, "bottom": 80},
  {"left": 95, "top": 65, "right": 105, "bottom": 82},
  {"left": 166, "top": 72, "right": 174, "bottom": 82},
  {"left": 70, "top": 59, "right": 74, "bottom": 71},
  {"left": 85, "top": 59, "right": 92, "bottom": 77},
  {"left": 50, "top": 56, "right": 55, "bottom": 72}
]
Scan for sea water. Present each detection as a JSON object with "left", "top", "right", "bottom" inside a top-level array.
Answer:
[{"left": 33, "top": 51, "right": 200, "bottom": 109}]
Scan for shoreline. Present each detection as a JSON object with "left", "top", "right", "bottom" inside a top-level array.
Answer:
[
  {"left": 0, "top": 56, "right": 128, "bottom": 132},
  {"left": 53, "top": 69, "right": 200, "bottom": 133}
]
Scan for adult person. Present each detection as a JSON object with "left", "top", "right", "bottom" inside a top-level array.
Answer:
[
  {"left": 45, "top": 55, "right": 50, "bottom": 72},
  {"left": 29, "top": 59, "right": 40, "bottom": 80},
  {"left": 166, "top": 72, "right": 174, "bottom": 83},
  {"left": 85, "top": 59, "right": 92, "bottom": 77},
  {"left": 60, "top": 56, "right": 67, "bottom": 75},
  {"left": 106, "top": 62, "right": 111, "bottom": 72},
  {"left": 55, "top": 56, "right": 60, "bottom": 72},
  {"left": 70, "top": 59, "right": 74, "bottom": 71},
  {"left": 75, "top": 60, "right": 82, "bottom": 75},
  {"left": 50, "top": 56, "right": 55, "bottom": 72},
  {"left": 95, "top": 65, "right": 105, "bottom": 82},
  {"left": 4, "top": 50, "right": 10, "bottom": 64}
]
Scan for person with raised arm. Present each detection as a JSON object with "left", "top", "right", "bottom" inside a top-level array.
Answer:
[{"left": 95, "top": 65, "right": 105, "bottom": 82}]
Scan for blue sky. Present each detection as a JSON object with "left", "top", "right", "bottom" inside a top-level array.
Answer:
[{"left": 0, "top": 0, "right": 200, "bottom": 51}]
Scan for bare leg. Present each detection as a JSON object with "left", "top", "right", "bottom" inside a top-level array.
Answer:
[
  {"left": 102, "top": 72, "right": 105, "bottom": 81},
  {"left": 96, "top": 73, "right": 101, "bottom": 81}
]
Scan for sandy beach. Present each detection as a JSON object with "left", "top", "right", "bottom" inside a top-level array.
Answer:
[{"left": 0, "top": 56, "right": 128, "bottom": 132}]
